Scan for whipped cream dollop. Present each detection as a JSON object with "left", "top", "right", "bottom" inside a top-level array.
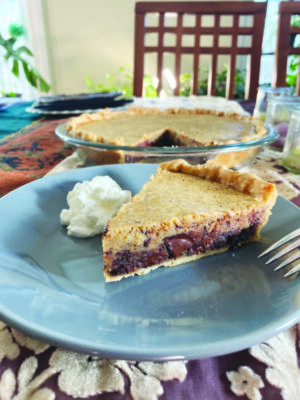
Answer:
[{"left": 60, "top": 176, "right": 131, "bottom": 237}]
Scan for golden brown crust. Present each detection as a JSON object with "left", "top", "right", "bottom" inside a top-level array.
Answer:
[
  {"left": 66, "top": 106, "right": 266, "bottom": 147},
  {"left": 158, "top": 159, "right": 277, "bottom": 203}
]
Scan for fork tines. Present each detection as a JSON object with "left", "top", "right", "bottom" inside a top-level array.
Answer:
[{"left": 258, "top": 228, "right": 300, "bottom": 277}]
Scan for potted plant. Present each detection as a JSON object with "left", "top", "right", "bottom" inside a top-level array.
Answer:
[
  {"left": 196, "top": 65, "right": 246, "bottom": 99},
  {"left": 286, "top": 55, "right": 299, "bottom": 90},
  {"left": 0, "top": 24, "right": 50, "bottom": 97}
]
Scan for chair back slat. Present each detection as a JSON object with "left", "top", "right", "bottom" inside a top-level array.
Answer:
[
  {"left": 174, "top": 13, "right": 183, "bottom": 95},
  {"left": 246, "top": 11, "right": 265, "bottom": 99},
  {"left": 133, "top": 12, "right": 146, "bottom": 97},
  {"left": 273, "top": 2, "right": 300, "bottom": 94},
  {"left": 192, "top": 14, "right": 201, "bottom": 95},
  {"left": 157, "top": 13, "right": 165, "bottom": 95},
  {"left": 208, "top": 14, "right": 220, "bottom": 97},
  {"left": 226, "top": 14, "right": 239, "bottom": 99},
  {"left": 134, "top": 1, "right": 267, "bottom": 99}
]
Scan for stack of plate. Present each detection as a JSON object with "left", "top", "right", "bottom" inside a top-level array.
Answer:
[{"left": 26, "top": 91, "right": 133, "bottom": 116}]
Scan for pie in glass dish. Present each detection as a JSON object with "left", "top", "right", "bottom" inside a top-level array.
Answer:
[
  {"left": 66, "top": 107, "right": 267, "bottom": 167},
  {"left": 102, "top": 159, "right": 277, "bottom": 282},
  {"left": 67, "top": 106, "right": 266, "bottom": 147}
]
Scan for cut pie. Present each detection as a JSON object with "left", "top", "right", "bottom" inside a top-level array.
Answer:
[
  {"left": 67, "top": 106, "right": 265, "bottom": 146},
  {"left": 66, "top": 107, "right": 266, "bottom": 166},
  {"left": 102, "top": 159, "right": 277, "bottom": 282}
]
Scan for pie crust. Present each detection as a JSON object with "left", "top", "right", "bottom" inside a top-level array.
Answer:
[{"left": 102, "top": 159, "right": 277, "bottom": 282}]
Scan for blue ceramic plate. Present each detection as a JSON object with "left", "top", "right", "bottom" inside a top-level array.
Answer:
[{"left": 0, "top": 164, "right": 299, "bottom": 361}]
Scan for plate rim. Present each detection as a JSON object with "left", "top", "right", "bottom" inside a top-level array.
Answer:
[{"left": 1, "top": 297, "right": 299, "bottom": 361}]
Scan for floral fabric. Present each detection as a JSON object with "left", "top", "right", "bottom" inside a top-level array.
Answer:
[
  {"left": 1, "top": 320, "right": 300, "bottom": 399},
  {"left": 0, "top": 118, "right": 72, "bottom": 196}
]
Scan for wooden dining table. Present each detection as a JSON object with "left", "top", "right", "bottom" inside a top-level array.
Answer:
[{"left": 0, "top": 96, "right": 299, "bottom": 400}]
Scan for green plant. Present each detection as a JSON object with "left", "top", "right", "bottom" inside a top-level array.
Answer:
[
  {"left": 142, "top": 75, "right": 158, "bottom": 98},
  {"left": 174, "top": 66, "right": 246, "bottom": 98},
  {"left": 86, "top": 64, "right": 246, "bottom": 99},
  {"left": 0, "top": 24, "right": 51, "bottom": 95},
  {"left": 86, "top": 66, "right": 133, "bottom": 98},
  {"left": 86, "top": 68, "right": 160, "bottom": 98},
  {"left": 291, "top": 15, "right": 300, "bottom": 28},
  {"left": 286, "top": 55, "right": 299, "bottom": 89},
  {"left": 179, "top": 73, "right": 192, "bottom": 97},
  {"left": 197, "top": 66, "right": 246, "bottom": 99}
]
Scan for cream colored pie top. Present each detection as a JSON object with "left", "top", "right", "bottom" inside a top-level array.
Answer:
[
  {"left": 108, "top": 172, "right": 256, "bottom": 228},
  {"left": 107, "top": 160, "right": 277, "bottom": 229},
  {"left": 67, "top": 107, "right": 266, "bottom": 146}
]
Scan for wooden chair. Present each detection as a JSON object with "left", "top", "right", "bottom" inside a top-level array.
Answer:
[
  {"left": 272, "top": 1, "right": 300, "bottom": 95},
  {"left": 133, "top": 1, "right": 266, "bottom": 99}
]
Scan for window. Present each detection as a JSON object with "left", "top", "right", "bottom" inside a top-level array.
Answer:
[{"left": 0, "top": 0, "right": 35, "bottom": 98}]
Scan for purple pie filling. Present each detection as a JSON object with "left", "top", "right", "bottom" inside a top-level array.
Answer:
[
  {"left": 107, "top": 220, "right": 260, "bottom": 277},
  {"left": 137, "top": 130, "right": 188, "bottom": 147}
]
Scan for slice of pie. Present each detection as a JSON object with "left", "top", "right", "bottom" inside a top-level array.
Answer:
[{"left": 102, "top": 159, "right": 277, "bottom": 282}]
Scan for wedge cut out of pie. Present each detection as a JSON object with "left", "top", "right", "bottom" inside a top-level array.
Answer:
[{"left": 102, "top": 159, "right": 277, "bottom": 282}]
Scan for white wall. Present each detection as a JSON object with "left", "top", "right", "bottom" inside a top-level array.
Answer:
[
  {"left": 29, "top": 0, "right": 253, "bottom": 95},
  {"left": 40, "top": 0, "right": 140, "bottom": 94}
]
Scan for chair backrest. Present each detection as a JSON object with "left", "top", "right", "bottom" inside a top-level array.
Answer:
[
  {"left": 272, "top": 1, "right": 300, "bottom": 95},
  {"left": 133, "top": 1, "right": 266, "bottom": 99}
]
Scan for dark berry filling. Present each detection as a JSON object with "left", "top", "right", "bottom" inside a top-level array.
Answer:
[
  {"left": 107, "top": 221, "right": 260, "bottom": 277},
  {"left": 109, "top": 246, "right": 168, "bottom": 276}
]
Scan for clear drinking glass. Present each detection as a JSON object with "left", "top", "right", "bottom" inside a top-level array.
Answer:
[
  {"left": 265, "top": 96, "right": 300, "bottom": 144},
  {"left": 282, "top": 108, "right": 300, "bottom": 174},
  {"left": 253, "top": 86, "right": 294, "bottom": 121}
]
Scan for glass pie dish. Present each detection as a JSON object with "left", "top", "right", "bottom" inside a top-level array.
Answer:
[{"left": 55, "top": 122, "right": 278, "bottom": 169}]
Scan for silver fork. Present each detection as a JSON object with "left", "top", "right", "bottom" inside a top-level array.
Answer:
[{"left": 258, "top": 228, "right": 300, "bottom": 277}]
